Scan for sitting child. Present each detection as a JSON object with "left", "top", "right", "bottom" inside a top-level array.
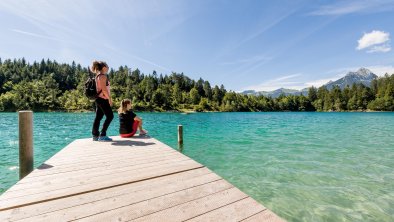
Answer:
[{"left": 118, "top": 99, "right": 148, "bottom": 138}]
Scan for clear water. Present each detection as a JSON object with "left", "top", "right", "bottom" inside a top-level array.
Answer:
[{"left": 0, "top": 112, "right": 393, "bottom": 221}]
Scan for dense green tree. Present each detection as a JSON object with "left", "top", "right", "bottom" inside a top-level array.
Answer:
[
  {"left": 203, "top": 81, "right": 212, "bottom": 100},
  {"left": 308, "top": 86, "right": 317, "bottom": 102},
  {"left": 189, "top": 87, "right": 201, "bottom": 105},
  {"left": 0, "top": 57, "right": 393, "bottom": 112}
]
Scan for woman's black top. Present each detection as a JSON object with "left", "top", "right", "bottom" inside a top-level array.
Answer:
[{"left": 119, "top": 110, "right": 137, "bottom": 134}]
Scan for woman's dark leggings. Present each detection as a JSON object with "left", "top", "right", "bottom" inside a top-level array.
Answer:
[{"left": 92, "top": 97, "right": 114, "bottom": 137}]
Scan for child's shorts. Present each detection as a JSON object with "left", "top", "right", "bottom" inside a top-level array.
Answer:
[{"left": 120, "top": 120, "right": 140, "bottom": 138}]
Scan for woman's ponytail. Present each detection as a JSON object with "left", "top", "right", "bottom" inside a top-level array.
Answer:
[{"left": 118, "top": 99, "right": 131, "bottom": 114}]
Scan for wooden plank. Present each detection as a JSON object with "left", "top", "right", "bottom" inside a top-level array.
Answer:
[
  {"left": 45, "top": 142, "right": 176, "bottom": 160},
  {"left": 24, "top": 151, "right": 182, "bottom": 178},
  {"left": 5, "top": 154, "right": 191, "bottom": 193},
  {"left": 72, "top": 136, "right": 171, "bottom": 150},
  {"left": 42, "top": 137, "right": 174, "bottom": 163},
  {"left": 36, "top": 151, "right": 180, "bottom": 175},
  {"left": 0, "top": 168, "right": 216, "bottom": 221},
  {"left": 45, "top": 146, "right": 176, "bottom": 161},
  {"left": 241, "top": 209, "right": 285, "bottom": 222},
  {"left": 186, "top": 197, "right": 266, "bottom": 222},
  {"left": 131, "top": 187, "right": 248, "bottom": 222},
  {"left": 13, "top": 173, "right": 223, "bottom": 222},
  {"left": 0, "top": 161, "right": 203, "bottom": 210},
  {"left": 76, "top": 180, "right": 236, "bottom": 222},
  {"left": 15, "top": 151, "right": 185, "bottom": 183},
  {"left": 1, "top": 158, "right": 200, "bottom": 199},
  {"left": 44, "top": 147, "right": 178, "bottom": 165}
]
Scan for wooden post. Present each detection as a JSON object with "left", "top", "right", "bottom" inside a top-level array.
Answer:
[
  {"left": 178, "top": 125, "right": 183, "bottom": 145},
  {"left": 19, "top": 110, "right": 33, "bottom": 179}
]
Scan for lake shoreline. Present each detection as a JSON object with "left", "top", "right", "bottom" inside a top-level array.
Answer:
[{"left": 1, "top": 109, "right": 392, "bottom": 113}]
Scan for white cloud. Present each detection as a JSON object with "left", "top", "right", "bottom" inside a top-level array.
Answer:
[
  {"left": 357, "top": 30, "right": 390, "bottom": 52},
  {"left": 367, "top": 45, "right": 391, "bottom": 53}
]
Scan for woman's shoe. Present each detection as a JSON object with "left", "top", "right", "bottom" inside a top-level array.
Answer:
[
  {"left": 139, "top": 130, "right": 148, "bottom": 135},
  {"left": 98, "top": 136, "right": 113, "bottom": 141}
]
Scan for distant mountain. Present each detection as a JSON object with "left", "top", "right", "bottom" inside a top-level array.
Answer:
[
  {"left": 242, "top": 88, "right": 309, "bottom": 98},
  {"left": 324, "top": 68, "right": 378, "bottom": 90},
  {"left": 241, "top": 68, "right": 378, "bottom": 98}
]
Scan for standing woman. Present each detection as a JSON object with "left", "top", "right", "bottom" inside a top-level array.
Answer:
[{"left": 91, "top": 60, "right": 113, "bottom": 141}]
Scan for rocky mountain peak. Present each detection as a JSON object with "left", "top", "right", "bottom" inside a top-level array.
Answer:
[{"left": 345, "top": 68, "right": 377, "bottom": 79}]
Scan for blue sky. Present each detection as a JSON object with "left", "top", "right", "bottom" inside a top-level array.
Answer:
[{"left": 1, "top": 0, "right": 394, "bottom": 91}]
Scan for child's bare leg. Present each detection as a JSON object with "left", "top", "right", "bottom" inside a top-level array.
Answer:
[
  {"left": 138, "top": 120, "right": 143, "bottom": 131},
  {"left": 135, "top": 117, "right": 147, "bottom": 135}
]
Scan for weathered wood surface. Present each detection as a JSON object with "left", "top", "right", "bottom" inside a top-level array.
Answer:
[{"left": 0, "top": 136, "right": 284, "bottom": 221}]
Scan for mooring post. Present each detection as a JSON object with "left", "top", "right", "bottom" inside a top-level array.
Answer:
[
  {"left": 19, "top": 110, "right": 33, "bottom": 179},
  {"left": 178, "top": 125, "right": 183, "bottom": 145}
]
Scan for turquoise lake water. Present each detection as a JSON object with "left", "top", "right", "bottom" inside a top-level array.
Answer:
[{"left": 0, "top": 112, "right": 393, "bottom": 221}]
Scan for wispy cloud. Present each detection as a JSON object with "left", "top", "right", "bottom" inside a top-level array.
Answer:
[
  {"left": 107, "top": 46, "right": 171, "bottom": 72},
  {"left": 310, "top": 3, "right": 366, "bottom": 16},
  {"left": 0, "top": 1, "right": 81, "bottom": 36},
  {"left": 220, "top": 55, "right": 272, "bottom": 66},
  {"left": 1, "top": 1, "right": 172, "bottom": 72},
  {"left": 12, "top": 29, "right": 60, "bottom": 41},
  {"left": 366, "top": 65, "right": 394, "bottom": 75},
  {"left": 218, "top": 53, "right": 275, "bottom": 82},
  {"left": 244, "top": 73, "right": 304, "bottom": 91},
  {"left": 238, "top": 8, "right": 298, "bottom": 47},
  {"left": 309, "top": 0, "right": 394, "bottom": 16},
  {"left": 367, "top": 45, "right": 391, "bottom": 53},
  {"left": 214, "top": 3, "right": 303, "bottom": 62},
  {"left": 128, "top": 54, "right": 171, "bottom": 72},
  {"left": 304, "top": 78, "right": 337, "bottom": 88},
  {"left": 275, "top": 74, "right": 302, "bottom": 81}
]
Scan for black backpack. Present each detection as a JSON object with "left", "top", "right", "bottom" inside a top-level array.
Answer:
[{"left": 84, "top": 67, "right": 102, "bottom": 101}]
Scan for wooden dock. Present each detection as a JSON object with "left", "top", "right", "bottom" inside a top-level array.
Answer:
[{"left": 0, "top": 136, "right": 284, "bottom": 221}]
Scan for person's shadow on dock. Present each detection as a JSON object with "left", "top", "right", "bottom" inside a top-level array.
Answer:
[
  {"left": 111, "top": 139, "right": 155, "bottom": 147},
  {"left": 37, "top": 163, "right": 54, "bottom": 170}
]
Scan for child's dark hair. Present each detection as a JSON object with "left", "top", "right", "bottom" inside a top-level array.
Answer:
[
  {"left": 91, "top": 60, "right": 108, "bottom": 73},
  {"left": 118, "top": 99, "right": 131, "bottom": 114}
]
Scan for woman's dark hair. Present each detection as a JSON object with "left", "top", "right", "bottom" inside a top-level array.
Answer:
[{"left": 91, "top": 60, "right": 108, "bottom": 73}]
